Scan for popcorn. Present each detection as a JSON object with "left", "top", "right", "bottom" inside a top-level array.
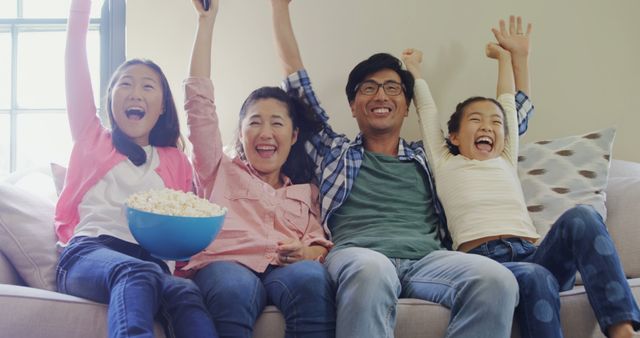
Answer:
[{"left": 127, "top": 188, "right": 225, "bottom": 217}]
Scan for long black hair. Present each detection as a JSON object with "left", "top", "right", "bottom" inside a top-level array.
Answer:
[
  {"left": 106, "top": 59, "right": 182, "bottom": 166},
  {"left": 234, "top": 86, "right": 322, "bottom": 184}
]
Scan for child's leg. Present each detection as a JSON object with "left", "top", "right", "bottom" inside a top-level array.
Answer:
[
  {"left": 503, "top": 262, "right": 563, "bottom": 338},
  {"left": 194, "top": 261, "right": 267, "bottom": 338},
  {"left": 57, "top": 236, "right": 163, "bottom": 338},
  {"left": 158, "top": 274, "right": 218, "bottom": 338},
  {"left": 262, "top": 260, "right": 336, "bottom": 338},
  {"left": 468, "top": 240, "right": 564, "bottom": 338},
  {"left": 528, "top": 205, "right": 640, "bottom": 334}
]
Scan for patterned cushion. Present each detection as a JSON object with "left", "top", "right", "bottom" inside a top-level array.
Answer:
[{"left": 517, "top": 128, "right": 615, "bottom": 239}]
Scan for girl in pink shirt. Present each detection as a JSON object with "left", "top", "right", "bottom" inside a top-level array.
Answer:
[
  {"left": 54, "top": 1, "right": 217, "bottom": 337},
  {"left": 178, "top": 1, "right": 335, "bottom": 337}
]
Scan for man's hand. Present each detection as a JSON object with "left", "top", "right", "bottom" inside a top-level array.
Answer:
[{"left": 491, "top": 15, "right": 531, "bottom": 59}]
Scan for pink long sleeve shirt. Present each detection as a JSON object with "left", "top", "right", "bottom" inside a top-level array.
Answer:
[
  {"left": 183, "top": 78, "right": 332, "bottom": 273},
  {"left": 55, "top": 0, "right": 193, "bottom": 244}
]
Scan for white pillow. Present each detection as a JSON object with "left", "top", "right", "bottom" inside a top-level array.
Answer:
[
  {"left": 0, "top": 183, "right": 58, "bottom": 290},
  {"left": 518, "top": 128, "right": 615, "bottom": 239}
]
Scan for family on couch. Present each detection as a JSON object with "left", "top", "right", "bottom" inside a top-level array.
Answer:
[{"left": 54, "top": 0, "right": 640, "bottom": 337}]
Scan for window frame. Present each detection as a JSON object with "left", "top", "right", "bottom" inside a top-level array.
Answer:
[{"left": 0, "top": 0, "right": 125, "bottom": 174}]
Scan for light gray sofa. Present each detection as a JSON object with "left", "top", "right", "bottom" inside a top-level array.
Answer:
[{"left": 1, "top": 159, "right": 640, "bottom": 338}]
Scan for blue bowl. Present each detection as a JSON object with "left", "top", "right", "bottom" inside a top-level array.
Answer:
[{"left": 126, "top": 206, "right": 225, "bottom": 261}]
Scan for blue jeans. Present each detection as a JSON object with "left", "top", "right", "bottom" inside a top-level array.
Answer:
[
  {"left": 469, "top": 205, "right": 640, "bottom": 338},
  {"left": 324, "top": 247, "right": 519, "bottom": 338},
  {"left": 56, "top": 235, "right": 218, "bottom": 338},
  {"left": 194, "top": 260, "right": 335, "bottom": 338}
]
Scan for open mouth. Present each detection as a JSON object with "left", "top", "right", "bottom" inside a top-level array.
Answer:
[
  {"left": 255, "top": 145, "right": 277, "bottom": 159},
  {"left": 474, "top": 136, "right": 493, "bottom": 152},
  {"left": 370, "top": 107, "right": 391, "bottom": 116},
  {"left": 125, "top": 108, "right": 146, "bottom": 120}
]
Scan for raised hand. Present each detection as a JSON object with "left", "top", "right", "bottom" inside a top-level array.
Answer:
[
  {"left": 401, "top": 48, "right": 424, "bottom": 80},
  {"left": 191, "top": 0, "right": 219, "bottom": 18},
  {"left": 491, "top": 15, "right": 531, "bottom": 59},
  {"left": 485, "top": 42, "right": 510, "bottom": 61},
  {"left": 492, "top": 15, "right": 532, "bottom": 96}
]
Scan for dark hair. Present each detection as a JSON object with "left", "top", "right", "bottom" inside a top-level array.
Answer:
[
  {"left": 446, "top": 96, "right": 507, "bottom": 155},
  {"left": 234, "top": 86, "right": 322, "bottom": 184},
  {"left": 106, "top": 59, "right": 182, "bottom": 166},
  {"left": 345, "top": 53, "right": 414, "bottom": 104}
]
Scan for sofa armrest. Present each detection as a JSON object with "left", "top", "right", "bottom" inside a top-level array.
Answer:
[
  {"left": 606, "top": 173, "right": 640, "bottom": 279},
  {"left": 0, "top": 252, "right": 25, "bottom": 286}
]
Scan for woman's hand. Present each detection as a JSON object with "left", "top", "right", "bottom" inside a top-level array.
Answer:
[
  {"left": 276, "top": 238, "right": 305, "bottom": 265},
  {"left": 191, "top": 0, "right": 219, "bottom": 18}
]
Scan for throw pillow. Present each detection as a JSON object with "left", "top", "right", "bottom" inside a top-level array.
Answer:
[
  {"left": 0, "top": 183, "right": 58, "bottom": 290},
  {"left": 50, "top": 162, "right": 67, "bottom": 196},
  {"left": 517, "top": 127, "right": 615, "bottom": 240}
]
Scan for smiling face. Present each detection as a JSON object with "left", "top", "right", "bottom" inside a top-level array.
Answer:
[
  {"left": 109, "top": 64, "right": 164, "bottom": 146},
  {"left": 349, "top": 69, "right": 409, "bottom": 138},
  {"left": 240, "top": 98, "right": 299, "bottom": 183},
  {"left": 449, "top": 100, "right": 506, "bottom": 161}
]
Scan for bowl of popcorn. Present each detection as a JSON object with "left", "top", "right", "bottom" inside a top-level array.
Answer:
[{"left": 126, "top": 188, "right": 226, "bottom": 260}]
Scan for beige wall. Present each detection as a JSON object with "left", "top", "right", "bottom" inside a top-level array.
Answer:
[{"left": 127, "top": 0, "right": 640, "bottom": 162}]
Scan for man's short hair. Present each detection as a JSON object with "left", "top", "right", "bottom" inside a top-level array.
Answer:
[{"left": 345, "top": 53, "right": 415, "bottom": 104}]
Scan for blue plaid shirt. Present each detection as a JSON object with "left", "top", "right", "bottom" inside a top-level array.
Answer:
[{"left": 283, "top": 69, "right": 534, "bottom": 247}]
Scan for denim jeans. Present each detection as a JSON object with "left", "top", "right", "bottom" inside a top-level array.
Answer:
[
  {"left": 194, "top": 260, "right": 335, "bottom": 338},
  {"left": 324, "top": 247, "right": 519, "bottom": 338},
  {"left": 469, "top": 205, "right": 640, "bottom": 338},
  {"left": 56, "top": 235, "right": 218, "bottom": 338}
]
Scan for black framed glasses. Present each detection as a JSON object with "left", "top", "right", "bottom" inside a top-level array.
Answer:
[{"left": 355, "top": 80, "right": 405, "bottom": 96}]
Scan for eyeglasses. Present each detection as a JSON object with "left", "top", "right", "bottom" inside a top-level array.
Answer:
[{"left": 355, "top": 80, "right": 405, "bottom": 96}]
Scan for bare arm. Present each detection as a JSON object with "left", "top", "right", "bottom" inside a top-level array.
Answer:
[
  {"left": 189, "top": 0, "right": 218, "bottom": 78},
  {"left": 271, "top": 0, "right": 304, "bottom": 75},
  {"left": 486, "top": 43, "right": 515, "bottom": 97},
  {"left": 492, "top": 16, "right": 532, "bottom": 96}
]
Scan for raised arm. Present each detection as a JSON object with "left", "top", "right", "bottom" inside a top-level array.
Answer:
[
  {"left": 402, "top": 49, "right": 447, "bottom": 169},
  {"left": 189, "top": 0, "right": 217, "bottom": 78},
  {"left": 270, "top": 0, "right": 304, "bottom": 76},
  {"left": 485, "top": 43, "right": 515, "bottom": 97},
  {"left": 185, "top": 0, "right": 222, "bottom": 199},
  {"left": 492, "top": 16, "right": 533, "bottom": 135},
  {"left": 486, "top": 43, "right": 518, "bottom": 164},
  {"left": 492, "top": 16, "right": 531, "bottom": 97},
  {"left": 65, "top": 0, "right": 100, "bottom": 142}
]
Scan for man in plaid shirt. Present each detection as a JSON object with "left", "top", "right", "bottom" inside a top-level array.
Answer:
[{"left": 271, "top": 1, "right": 534, "bottom": 337}]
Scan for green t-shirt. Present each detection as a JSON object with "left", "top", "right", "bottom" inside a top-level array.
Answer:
[{"left": 329, "top": 151, "right": 442, "bottom": 259}]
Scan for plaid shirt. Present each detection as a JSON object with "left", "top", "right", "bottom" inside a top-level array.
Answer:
[{"left": 283, "top": 69, "right": 534, "bottom": 247}]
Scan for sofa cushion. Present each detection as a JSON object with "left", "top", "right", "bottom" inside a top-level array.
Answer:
[
  {"left": 0, "top": 284, "right": 166, "bottom": 338},
  {"left": 0, "top": 183, "right": 58, "bottom": 290},
  {"left": 518, "top": 128, "right": 615, "bottom": 239}
]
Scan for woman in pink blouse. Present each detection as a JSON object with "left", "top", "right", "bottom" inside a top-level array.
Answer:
[{"left": 178, "top": 1, "right": 335, "bottom": 337}]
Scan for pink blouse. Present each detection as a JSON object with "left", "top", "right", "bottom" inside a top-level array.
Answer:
[{"left": 182, "top": 78, "right": 332, "bottom": 273}]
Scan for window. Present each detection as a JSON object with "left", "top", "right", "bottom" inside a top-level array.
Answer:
[{"left": 0, "top": 0, "right": 125, "bottom": 180}]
